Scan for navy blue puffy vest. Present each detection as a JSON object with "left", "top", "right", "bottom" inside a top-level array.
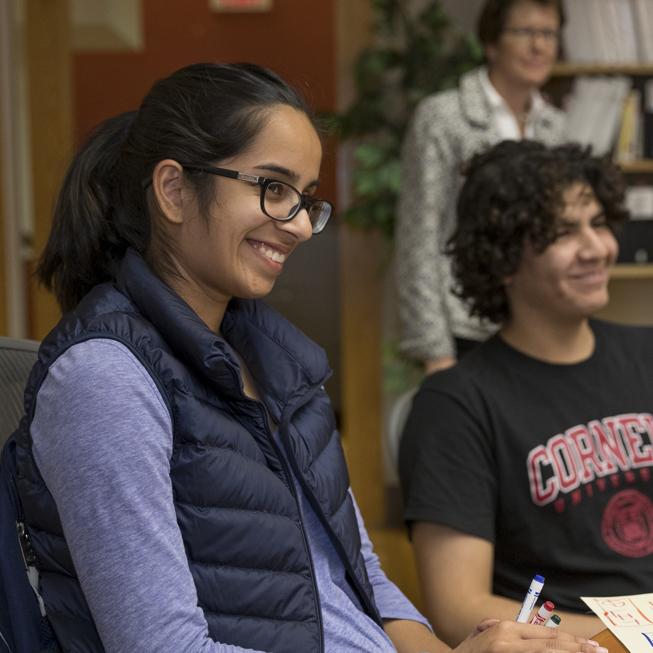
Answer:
[{"left": 15, "top": 249, "right": 381, "bottom": 652}]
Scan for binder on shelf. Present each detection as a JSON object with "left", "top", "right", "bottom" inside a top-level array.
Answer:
[
  {"left": 562, "top": 0, "right": 595, "bottom": 62},
  {"left": 620, "top": 187, "right": 653, "bottom": 265},
  {"left": 625, "top": 185, "right": 653, "bottom": 218},
  {"left": 589, "top": 0, "right": 610, "bottom": 63},
  {"left": 642, "top": 79, "right": 653, "bottom": 159},
  {"left": 618, "top": 220, "right": 653, "bottom": 263},
  {"left": 565, "top": 76, "right": 632, "bottom": 155},
  {"left": 613, "top": 0, "right": 638, "bottom": 63},
  {"left": 615, "top": 89, "right": 642, "bottom": 163},
  {"left": 562, "top": 0, "right": 649, "bottom": 65},
  {"left": 633, "top": 0, "right": 653, "bottom": 63}
]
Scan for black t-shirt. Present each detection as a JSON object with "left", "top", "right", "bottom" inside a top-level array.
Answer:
[{"left": 399, "top": 320, "right": 653, "bottom": 612}]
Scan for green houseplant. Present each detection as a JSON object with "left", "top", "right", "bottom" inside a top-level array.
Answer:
[
  {"left": 334, "top": 0, "right": 482, "bottom": 239},
  {"left": 334, "top": 1, "right": 483, "bottom": 400}
]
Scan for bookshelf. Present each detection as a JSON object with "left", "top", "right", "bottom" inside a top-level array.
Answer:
[
  {"left": 551, "top": 1, "right": 653, "bottom": 172},
  {"left": 548, "top": 54, "right": 653, "bottom": 323},
  {"left": 552, "top": 63, "right": 653, "bottom": 77},
  {"left": 619, "top": 160, "right": 653, "bottom": 174},
  {"left": 599, "top": 268, "right": 653, "bottom": 325},
  {"left": 610, "top": 264, "right": 653, "bottom": 279}
]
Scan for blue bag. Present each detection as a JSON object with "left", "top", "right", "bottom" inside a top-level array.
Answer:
[{"left": 0, "top": 434, "right": 59, "bottom": 653}]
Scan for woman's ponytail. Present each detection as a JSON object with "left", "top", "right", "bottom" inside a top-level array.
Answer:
[{"left": 37, "top": 111, "right": 138, "bottom": 312}]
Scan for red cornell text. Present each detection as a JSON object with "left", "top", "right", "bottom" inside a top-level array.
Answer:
[{"left": 527, "top": 413, "right": 653, "bottom": 506}]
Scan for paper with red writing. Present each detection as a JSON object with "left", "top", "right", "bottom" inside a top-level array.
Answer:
[{"left": 582, "top": 594, "right": 653, "bottom": 652}]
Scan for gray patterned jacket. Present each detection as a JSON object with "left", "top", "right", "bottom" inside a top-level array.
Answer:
[{"left": 395, "top": 67, "right": 566, "bottom": 363}]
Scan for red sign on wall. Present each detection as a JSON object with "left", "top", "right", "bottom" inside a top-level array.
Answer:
[{"left": 209, "top": 0, "right": 273, "bottom": 11}]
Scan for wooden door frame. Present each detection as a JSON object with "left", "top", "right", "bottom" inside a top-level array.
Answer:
[{"left": 24, "top": 0, "right": 72, "bottom": 339}]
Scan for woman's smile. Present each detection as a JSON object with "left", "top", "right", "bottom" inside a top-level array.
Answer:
[{"left": 247, "top": 237, "right": 290, "bottom": 269}]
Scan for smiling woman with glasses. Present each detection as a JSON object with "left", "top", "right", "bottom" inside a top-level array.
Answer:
[{"left": 10, "top": 62, "right": 456, "bottom": 653}]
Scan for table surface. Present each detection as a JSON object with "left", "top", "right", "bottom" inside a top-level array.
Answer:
[{"left": 593, "top": 628, "right": 628, "bottom": 653}]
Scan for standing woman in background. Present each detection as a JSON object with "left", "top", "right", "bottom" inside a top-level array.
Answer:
[
  {"left": 11, "top": 63, "right": 601, "bottom": 653},
  {"left": 396, "top": 0, "right": 566, "bottom": 375}
]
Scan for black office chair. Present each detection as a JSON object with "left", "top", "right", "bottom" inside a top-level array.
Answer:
[
  {"left": 0, "top": 337, "right": 39, "bottom": 447},
  {"left": 0, "top": 337, "right": 60, "bottom": 652}
]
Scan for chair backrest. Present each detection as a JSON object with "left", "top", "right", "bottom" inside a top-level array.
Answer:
[
  {"left": 0, "top": 339, "right": 60, "bottom": 652},
  {"left": 384, "top": 386, "right": 418, "bottom": 478},
  {"left": 0, "top": 338, "right": 39, "bottom": 447}
]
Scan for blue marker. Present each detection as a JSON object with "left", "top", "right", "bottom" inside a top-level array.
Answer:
[{"left": 516, "top": 574, "right": 545, "bottom": 623}]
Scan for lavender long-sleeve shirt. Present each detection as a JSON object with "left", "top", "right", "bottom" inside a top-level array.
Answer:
[{"left": 31, "top": 339, "right": 428, "bottom": 652}]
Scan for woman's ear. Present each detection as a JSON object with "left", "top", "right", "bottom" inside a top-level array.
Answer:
[{"left": 151, "top": 159, "right": 186, "bottom": 225}]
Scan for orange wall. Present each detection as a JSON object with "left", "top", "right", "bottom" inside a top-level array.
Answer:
[
  {"left": 73, "top": 0, "right": 337, "bottom": 200},
  {"left": 72, "top": 0, "right": 342, "bottom": 412}
]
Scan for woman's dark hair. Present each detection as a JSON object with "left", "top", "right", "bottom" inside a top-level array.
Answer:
[
  {"left": 477, "top": 0, "right": 564, "bottom": 47},
  {"left": 448, "top": 140, "right": 628, "bottom": 324},
  {"left": 38, "top": 63, "right": 314, "bottom": 312}
]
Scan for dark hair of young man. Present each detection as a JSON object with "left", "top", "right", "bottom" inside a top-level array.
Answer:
[
  {"left": 477, "top": 0, "right": 565, "bottom": 47},
  {"left": 447, "top": 140, "right": 628, "bottom": 325}
]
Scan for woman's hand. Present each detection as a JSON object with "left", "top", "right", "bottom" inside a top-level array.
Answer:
[{"left": 455, "top": 619, "right": 607, "bottom": 653}]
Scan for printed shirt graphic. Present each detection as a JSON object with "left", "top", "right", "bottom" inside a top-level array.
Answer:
[
  {"left": 526, "top": 413, "right": 653, "bottom": 557},
  {"left": 400, "top": 320, "right": 653, "bottom": 613}
]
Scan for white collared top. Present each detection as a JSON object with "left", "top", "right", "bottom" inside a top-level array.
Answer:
[{"left": 478, "top": 66, "right": 545, "bottom": 140}]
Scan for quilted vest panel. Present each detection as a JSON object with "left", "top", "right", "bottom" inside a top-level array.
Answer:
[{"left": 15, "top": 250, "right": 381, "bottom": 652}]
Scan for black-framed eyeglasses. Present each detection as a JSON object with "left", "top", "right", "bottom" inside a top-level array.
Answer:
[
  {"left": 183, "top": 165, "right": 332, "bottom": 235},
  {"left": 503, "top": 27, "right": 560, "bottom": 42}
]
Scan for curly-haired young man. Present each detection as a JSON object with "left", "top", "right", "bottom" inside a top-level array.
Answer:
[{"left": 399, "top": 140, "right": 653, "bottom": 645}]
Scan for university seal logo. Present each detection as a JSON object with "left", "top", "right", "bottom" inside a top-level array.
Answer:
[{"left": 601, "top": 489, "right": 653, "bottom": 558}]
